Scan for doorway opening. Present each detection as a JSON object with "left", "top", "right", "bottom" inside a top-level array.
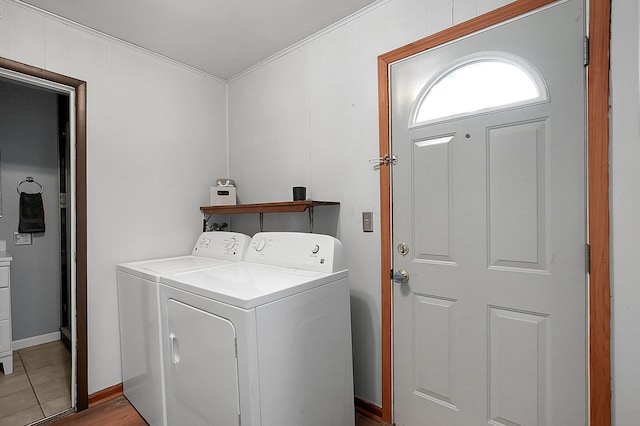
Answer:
[
  {"left": 0, "top": 57, "right": 88, "bottom": 418},
  {"left": 0, "top": 76, "right": 74, "bottom": 422}
]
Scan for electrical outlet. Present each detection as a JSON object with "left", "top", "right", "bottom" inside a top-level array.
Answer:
[{"left": 362, "top": 212, "right": 373, "bottom": 232}]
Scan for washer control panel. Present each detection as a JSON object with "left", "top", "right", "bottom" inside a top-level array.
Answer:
[
  {"left": 192, "top": 232, "right": 251, "bottom": 260},
  {"left": 247, "top": 232, "right": 345, "bottom": 272}
]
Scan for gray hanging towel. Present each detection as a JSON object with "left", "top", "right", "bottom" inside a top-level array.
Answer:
[{"left": 19, "top": 192, "right": 45, "bottom": 233}]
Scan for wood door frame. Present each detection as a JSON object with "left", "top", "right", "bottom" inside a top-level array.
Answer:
[
  {"left": 377, "top": 0, "right": 611, "bottom": 424},
  {"left": 0, "top": 57, "right": 89, "bottom": 411}
]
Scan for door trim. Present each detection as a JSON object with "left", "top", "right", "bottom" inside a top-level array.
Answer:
[
  {"left": 377, "top": 0, "right": 611, "bottom": 424},
  {"left": 0, "top": 57, "right": 89, "bottom": 411}
]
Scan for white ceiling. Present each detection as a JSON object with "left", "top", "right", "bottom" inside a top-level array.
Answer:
[{"left": 20, "top": 0, "right": 378, "bottom": 80}]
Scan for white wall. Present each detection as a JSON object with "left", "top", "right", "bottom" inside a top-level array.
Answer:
[
  {"left": 0, "top": 0, "right": 229, "bottom": 393},
  {"left": 610, "top": 0, "right": 640, "bottom": 423},
  {"left": 228, "top": 0, "right": 512, "bottom": 405}
]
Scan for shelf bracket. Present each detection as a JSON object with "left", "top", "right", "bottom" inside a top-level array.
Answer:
[
  {"left": 259, "top": 212, "right": 264, "bottom": 232},
  {"left": 308, "top": 207, "right": 314, "bottom": 233}
]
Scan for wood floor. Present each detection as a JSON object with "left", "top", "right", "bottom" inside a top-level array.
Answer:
[
  {"left": 45, "top": 396, "right": 382, "bottom": 426},
  {"left": 47, "top": 397, "right": 145, "bottom": 426},
  {"left": 0, "top": 343, "right": 383, "bottom": 425}
]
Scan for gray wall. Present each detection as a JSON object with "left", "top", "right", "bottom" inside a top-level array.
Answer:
[{"left": 0, "top": 79, "right": 61, "bottom": 341}]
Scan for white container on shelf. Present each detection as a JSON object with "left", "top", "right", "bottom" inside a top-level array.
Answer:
[{"left": 210, "top": 186, "right": 237, "bottom": 205}]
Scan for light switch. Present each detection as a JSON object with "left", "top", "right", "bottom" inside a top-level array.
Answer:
[{"left": 362, "top": 212, "right": 373, "bottom": 232}]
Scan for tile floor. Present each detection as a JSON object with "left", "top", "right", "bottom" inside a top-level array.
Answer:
[{"left": 0, "top": 341, "right": 72, "bottom": 426}]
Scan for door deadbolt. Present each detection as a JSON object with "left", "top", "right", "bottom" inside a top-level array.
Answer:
[
  {"left": 393, "top": 269, "right": 409, "bottom": 283},
  {"left": 397, "top": 242, "right": 409, "bottom": 256}
]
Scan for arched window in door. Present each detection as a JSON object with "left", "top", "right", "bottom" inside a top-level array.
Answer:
[{"left": 411, "top": 53, "right": 548, "bottom": 126}]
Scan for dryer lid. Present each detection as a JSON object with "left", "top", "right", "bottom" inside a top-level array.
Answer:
[{"left": 161, "top": 262, "right": 348, "bottom": 309}]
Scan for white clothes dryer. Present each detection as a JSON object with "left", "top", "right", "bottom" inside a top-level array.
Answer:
[
  {"left": 159, "top": 232, "right": 354, "bottom": 426},
  {"left": 116, "top": 231, "right": 251, "bottom": 426}
]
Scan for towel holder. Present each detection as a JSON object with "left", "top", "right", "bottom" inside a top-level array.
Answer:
[{"left": 17, "top": 177, "right": 43, "bottom": 194}]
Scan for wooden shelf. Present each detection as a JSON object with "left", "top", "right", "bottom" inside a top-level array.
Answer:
[
  {"left": 200, "top": 200, "right": 340, "bottom": 232},
  {"left": 200, "top": 200, "right": 339, "bottom": 215}
]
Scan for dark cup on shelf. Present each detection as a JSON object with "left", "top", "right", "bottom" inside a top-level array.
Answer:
[{"left": 293, "top": 186, "right": 306, "bottom": 201}]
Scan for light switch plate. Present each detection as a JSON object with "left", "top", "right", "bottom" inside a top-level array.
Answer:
[
  {"left": 14, "top": 232, "right": 32, "bottom": 245},
  {"left": 362, "top": 212, "right": 373, "bottom": 232}
]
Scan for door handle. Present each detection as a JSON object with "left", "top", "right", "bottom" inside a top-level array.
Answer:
[
  {"left": 393, "top": 269, "right": 409, "bottom": 283},
  {"left": 169, "top": 333, "right": 180, "bottom": 364}
]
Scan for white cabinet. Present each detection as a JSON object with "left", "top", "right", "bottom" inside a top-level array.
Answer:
[{"left": 0, "top": 255, "right": 13, "bottom": 375}]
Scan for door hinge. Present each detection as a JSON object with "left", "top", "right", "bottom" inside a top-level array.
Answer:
[
  {"left": 585, "top": 244, "right": 591, "bottom": 274},
  {"left": 369, "top": 153, "right": 398, "bottom": 167},
  {"left": 583, "top": 36, "right": 590, "bottom": 67}
]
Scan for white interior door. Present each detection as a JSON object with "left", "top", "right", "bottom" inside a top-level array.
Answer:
[{"left": 391, "top": 1, "right": 587, "bottom": 425}]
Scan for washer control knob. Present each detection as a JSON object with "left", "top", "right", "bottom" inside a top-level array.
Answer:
[
  {"left": 225, "top": 237, "right": 237, "bottom": 250},
  {"left": 254, "top": 238, "right": 267, "bottom": 252},
  {"left": 311, "top": 245, "right": 320, "bottom": 254}
]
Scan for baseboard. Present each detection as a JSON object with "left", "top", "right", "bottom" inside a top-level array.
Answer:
[
  {"left": 90, "top": 387, "right": 379, "bottom": 421},
  {"left": 355, "top": 396, "right": 382, "bottom": 422},
  {"left": 88, "top": 383, "right": 123, "bottom": 408},
  {"left": 12, "top": 331, "right": 60, "bottom": 350}
]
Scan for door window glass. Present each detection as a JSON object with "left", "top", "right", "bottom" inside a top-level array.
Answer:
[{"left": 412, "top": 54, "right": 548, "bottom": 125}]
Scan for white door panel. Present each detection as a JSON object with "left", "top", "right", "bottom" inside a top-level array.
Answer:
[
  {"left": 165, "top": 299, "right": 240, "bottom": 426},
  {"left": 391, "top": 1, "right": 587, "bottom": 425}
]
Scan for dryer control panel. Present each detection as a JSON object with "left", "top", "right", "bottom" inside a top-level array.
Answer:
[
  {"left": 246, "top": 232, "right": 345, "bottom": 273},
  {"left": 191, "top": 232, "right": 251, "bottom": 260}
]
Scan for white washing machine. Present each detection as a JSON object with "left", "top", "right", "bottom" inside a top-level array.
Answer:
[
  {"left": 159, "top": 232, "right": 355, "bottom": 426},
  {"left": 116, "top": 231, "right": 251, "bottom": 426}
]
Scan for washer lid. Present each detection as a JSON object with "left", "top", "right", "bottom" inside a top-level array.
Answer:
[
  {"left": 160, "top": 262, "right": 348, "bottom": 309},
  {"left": 118, "top": 256, "right": 233, "bottom": 282},
  {"left": 117, "top": 232, "right": 251, "bottom": 282}
]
